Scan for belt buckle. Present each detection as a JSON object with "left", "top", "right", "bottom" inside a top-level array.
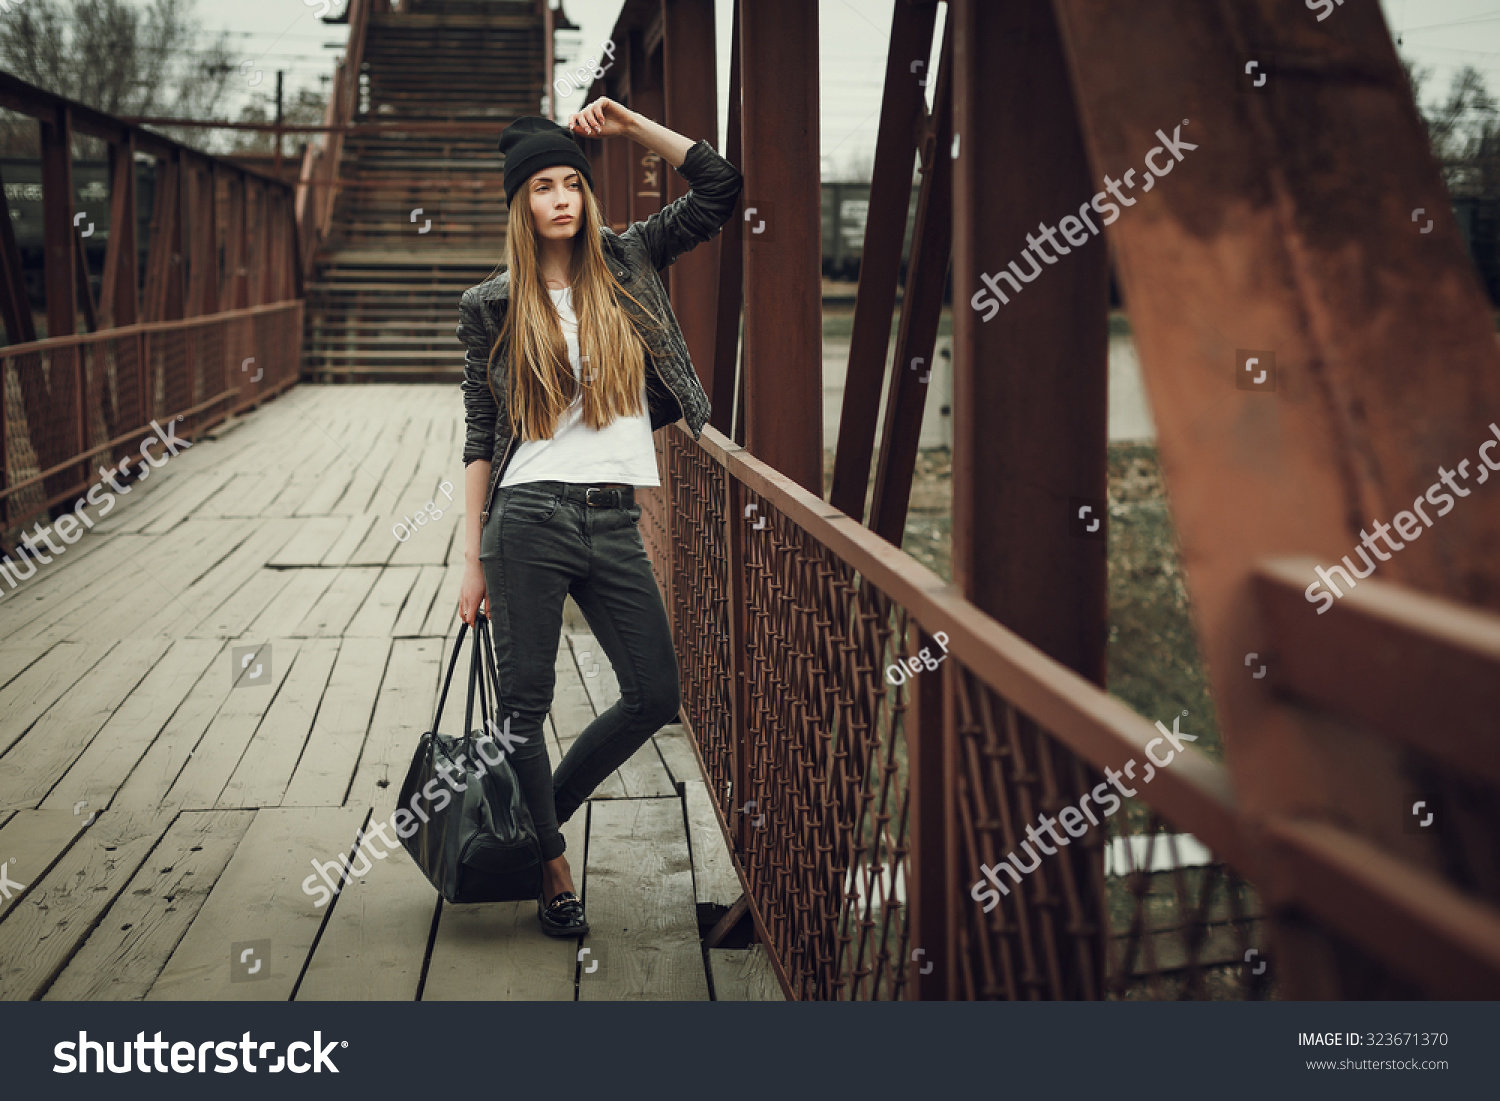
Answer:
[{"left": 585, "top": 486, "right": 610, "bottom": 508}]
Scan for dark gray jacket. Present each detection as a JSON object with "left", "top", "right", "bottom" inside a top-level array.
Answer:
[{"left": 457, "top": 137, "right": 744, "bottom": 524}]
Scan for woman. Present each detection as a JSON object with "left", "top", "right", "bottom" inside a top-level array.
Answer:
[{"left": 455, "top": 98, "right": 742, "bottom": 937}]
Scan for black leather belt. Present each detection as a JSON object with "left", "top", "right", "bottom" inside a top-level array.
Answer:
[{"left": 558, "top": 483, "right": 635, "bottom": 509}]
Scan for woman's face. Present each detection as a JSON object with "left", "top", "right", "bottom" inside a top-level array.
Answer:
[{"left": 526, "top": 166, "right": 583, "bottom": 241}]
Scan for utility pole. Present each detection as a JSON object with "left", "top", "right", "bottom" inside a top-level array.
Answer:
[{"left": 274, "top": 70, "right": 284, "bottom": 176}]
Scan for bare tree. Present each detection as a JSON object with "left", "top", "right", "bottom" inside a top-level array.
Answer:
[
  {"left": 229, "top": 85, "right": 331, "bottom": 157},
  {"left": 0, "top": 0, "right": 235, "bottom": 153},
  {"left": 1407, "top": 62, "right": 1500, "bottom": 199}
]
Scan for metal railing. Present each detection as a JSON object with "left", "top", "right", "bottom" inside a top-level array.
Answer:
[
  {"left": 641, "top": 424, "right": 1270, "bottom": 1000},
  {"left": 0, "top": 302, "right": 302, "bottom": 533},
  {"left": 295, "top": 0, "right": 373, "bottom": 274}
]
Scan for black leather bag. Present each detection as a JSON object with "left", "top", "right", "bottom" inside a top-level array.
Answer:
[{"left": 397, "top": 612, "right": 543, "bottom": 903}]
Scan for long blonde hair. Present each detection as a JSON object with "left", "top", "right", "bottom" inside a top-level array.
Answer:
[{"left": 488, "top": 174, "right": 666, "bottom": 440}]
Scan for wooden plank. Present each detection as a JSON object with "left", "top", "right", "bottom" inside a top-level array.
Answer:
[
  {"left": 344, "top": 637, "right": 446, "bottom": 808},
  {"left": 217, "top": 638, "right": 341, "bottom": 808},
  {"left": 38, "top": 520, "right": 253, "bottom": 642},
  {"left": 0, "top": 533, "right": 144, "bottom": 639},
  {"left": 44, "top": 810, "right": 255, "bottom": 1001},
  {"left": 192, "top": 472, "right": 254, "bottom": 519},
  {"left": 569, "top": 631, "right": 619, "bottom": 716},
  {"left": 0, "top": 640, "right": 117, "bottom": 756},
  {"left": 296, "top": 834, "right": 436, "bottom": 1001},
  {"left": 267, "top": 516, "right": 348, "bottom": 567},
  {"left": 103, "top": 469, "right": 235, "bottom": 537},
  {"left": 567, "top": 633, "right": 675, "bottom": 797},
  {"left": 652, "top": 725, "right": 740, "bottom": 912},
  {"left": 243, "top": 567, "right": 340, "bottom": 640},
  {"left": 320, "top": 514, "right": 382, "bottom": 567},
  {"left": 0, "top": 810, "right": 89, "bottom": 922},
  {"left": 145, "top": 806, "right": 367, "bottom": 1000},
  {"left": 133, "top": 518, "right": 300, "bottom": 640},
  {"left": 551, "top": 641, "right": 625, "bottom": 800},
  {"left": 708, "top": 945, "right": 787, "bottom": 1001},
  {"left": 683, "top": 780, "right": 742, "bottom": 913},
  {"left": 0, "top": 643, "right": 49, "bottom": 690},
  {"left": 391, "top": 564, "right": 446, "bottom": 636},
  {"left": 421, "top": 816, "right": 585, "bottom": 1001},
  {"left": 653, "top": 722, "right": 703, "bottom": 785},
  {"left": 417, "top": 559, "right": 464, "bottom": 637},
  {"left": 577, "top": 798, "right": 710, "bottom": 1001},
  {"left": 283, "top": 637, "right": 389, "bottom": 807},
  {"left": 345, "top": 566, "right": 421, "bottom": 637},
  {"left": 0, "top": 637, "right": 171, "bottom": 811},
  {"left": 189, "top": 565, "right": 295, "bottom": 639},
  {"left": 292, "top": 566, "right": 381, "bottom": 638},
  {"left": 221, "top": 473, "right": 290, "bottom": 518},
  {"left": 160, "top": 638, "right": 305, "bottom": 811},
  {"left": 40, "top": 638, "right": 223, "bottom": 815},
  {"left": 0, "top": 810, "right": 175, "bottom": 1000}
]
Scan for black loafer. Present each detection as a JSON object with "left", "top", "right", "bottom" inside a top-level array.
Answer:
[{"left": 538, "top": 890, "right": 590, "bottom": 937}]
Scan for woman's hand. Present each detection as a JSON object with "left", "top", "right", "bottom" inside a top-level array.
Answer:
[
  {"left": 458, "top": 559, "right": 489, "bottom": 626},
  {"left": 567, "top": 97, "right": 636, "bottom": 140}
]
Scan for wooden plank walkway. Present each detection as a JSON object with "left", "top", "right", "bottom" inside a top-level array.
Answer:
[{"left": 0, "top": 385, "right": 781, "bottom": 1001}]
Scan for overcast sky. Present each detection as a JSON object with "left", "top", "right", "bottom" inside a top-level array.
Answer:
[{"left": 148, "top": 0, "right": 1500, "bottom": 178}]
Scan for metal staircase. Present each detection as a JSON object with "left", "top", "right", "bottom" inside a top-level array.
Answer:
[{"left": 303, "top": 0, "right": 546, "bottom": 381}]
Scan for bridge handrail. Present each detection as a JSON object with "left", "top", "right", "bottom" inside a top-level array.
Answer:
[{"left": 649, "top": 421, "right": 1500, "bottom": 999}]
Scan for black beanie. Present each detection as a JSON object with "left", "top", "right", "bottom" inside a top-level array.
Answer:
[{"left": 498, "top": 116, "right": 594, "bottom": 205}]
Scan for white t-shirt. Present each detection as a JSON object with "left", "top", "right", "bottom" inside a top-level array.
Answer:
[{"left": 499, "top": 286, "right": 662, "bottom": 488}]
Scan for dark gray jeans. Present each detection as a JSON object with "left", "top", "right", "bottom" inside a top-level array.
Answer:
[{"left": 478, "top": 480, "right": 681, "bottom": 862}]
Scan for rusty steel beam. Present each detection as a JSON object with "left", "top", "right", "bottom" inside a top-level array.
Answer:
[
  {"left": 626, "top": 31, "right": 666, "bottom": 230},
  {"left": 1254, "top": 559, "right": 1500, "bottom": 789},
  {"left": 71, "top": 224, "right": 97, "bottom": 334},
  {"left": 950, "top": 0, "right": 1109, "bottom": 1002},
  {"left": 830, "top": 0, "right": 939, "bottom": 522},
  {"left": 0, "top": 164, "right": 35, "bottom": 346},
  {"left": 1049, "top": 0, "right": 1500, "bottom": 995},
  {"left": 1264, "top": 818, "right": 1500, "bottom": 999},
  {"left": 662, "top": 0, "right": 721, "bottom": 393},
  {"left": 186, "top": 158, "right": 220, "bottom": 318},
  {"left": 100, "top": 135, "right": 139, "bottom": 330},
  {"left": 869, "top": 22, "right": 954, "bottom": 546},
  {"left": 952, "top": 0, "right": 1108, "bottom": 677},
  {"left": 0, "top": 73, "right": 291, "bottom": 191},
  {"left": 708, "top": 0, "right": 744, "bottom": 436},
  {"left": 739, "top": 0, "right": 822, "bottom": 495},
  {"left": 39, "top": 104, "right": 78, "bottom": 344},
  {"left": 225, "top": 175, "right": 249, "bottom": 312}
]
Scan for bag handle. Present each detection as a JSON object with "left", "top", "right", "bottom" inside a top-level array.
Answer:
[
  {"left": 466, "top": 612, "right": 505, "bottom": 746},
  {"left": 429, "top": 615, "right": 473, "bottom": 738},
  {"left": 463, "top": 609, "right": 483, "bottom": 740},
  {"left": 476, "top": 611, "right": 504, "bottom": 736}
]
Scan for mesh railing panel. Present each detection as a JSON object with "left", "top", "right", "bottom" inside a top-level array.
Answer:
[
  {"left": 1, "top": 303, "right": 301, "bottom": 533},
  {"left": 642, "top": 427, "right": 1269, "bottom": 1001}
]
